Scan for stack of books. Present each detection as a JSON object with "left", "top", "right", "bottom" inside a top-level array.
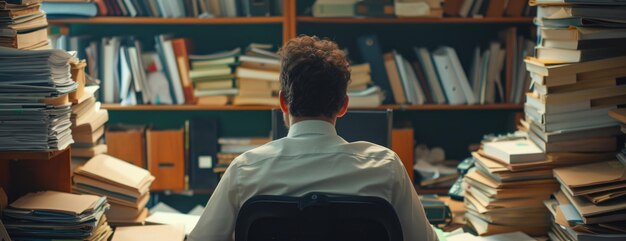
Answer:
[
  {"left": 233, "top": 44, "right": 280, "bottom": 106},
  {"left": 2, "top": 191, "right": 112, "bottom": 240},
  {"left": 541, "top": 108, "right": 626, "bottom": 241},
  {"left": 546, "top": 159, "right": 626, "bottom": 240},
  {"left": 0, "top": 47, "right": 77, "bottom": 151},
  {"left": 215, "top": 137, "right": 270, "bottom": 175},
  {"left": 70, "top": 60, "right": 109, "bottom": 162},
  {"left": 0, "top": 0, "right": 49, "bottom": 50},
  {"left": 73, "top": 154, "right": 155, "bottom": 227},
  {"left": 189, "top": 47, "right": 240, "bottom": 105},
  {"left": 463, "top": 139, "right": 560, "bottom": 236},
  {"left": 348, "top": 63, "right": 383, "bottom": 108}
]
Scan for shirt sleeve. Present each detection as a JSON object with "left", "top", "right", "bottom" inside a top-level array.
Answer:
[
  {"left": 390, "top": 156, "right": 439, "bottom": 241},
  {"left": 187, "top": 162, "right": 240, "bottom": 241}
]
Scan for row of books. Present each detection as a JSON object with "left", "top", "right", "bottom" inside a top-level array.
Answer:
[
  {"left": 214, "top": 137, "right": 271, "bottom": 175},
  {"left": 358, "top": 32, "right": 532, "bottom": 106},
  {"left": 312, "top": 0, "right": 532, "bottom": 18},
  {"left": 41, "top": 0, "right": 283, "bottom": 18}
]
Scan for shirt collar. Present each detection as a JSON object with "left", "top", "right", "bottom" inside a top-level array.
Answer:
[{"left": 287, "top": 120, "right": 337, "bottom": 138}]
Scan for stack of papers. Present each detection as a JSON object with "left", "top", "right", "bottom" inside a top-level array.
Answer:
[
  {"left": 70, "top": 85, "right": 109, "bottom": 160},
  {"left": 73, "top": 154, "right": 155, "bottom": 226},
  {"left": 0, "top": 46, "right": 77, "bottom": 151},
  {"left": 0, "top": 0, "right": 50, "bottom": 50},
  {"left": 111, "top": 224, "right": 185, "bottom": 241},
  {"left": 1, "top": 191, "right": 112, "bottom": 240}
]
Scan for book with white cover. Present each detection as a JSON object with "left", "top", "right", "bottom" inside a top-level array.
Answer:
[
  {"left": 432, "top": 47, "right": 466, "bottom": 105},
  {"left": 483, "top": 140, "right": 546, "bottom": 164}
]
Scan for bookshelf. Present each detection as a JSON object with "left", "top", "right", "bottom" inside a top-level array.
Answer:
[
  {"left": 46, "top": 0, "right": 531, "bottom": 194},
  {"left": 0, "top": 148, "right": 72, "bottom": 202}
]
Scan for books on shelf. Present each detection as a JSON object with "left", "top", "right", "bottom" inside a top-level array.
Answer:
[
  {"left": 215, "top": 137, "right": 270, "bottom": 175},
  {"left": 233, "top": 43, "right": 280, "bottom": 106},
  {"left": 2, "top": 191, "right": 112, "bottom": 240},
  {"left": 190, "top": 47, "right": 240, "bottom": 105},
  {"left": 42, "top": 0, "right": 281, "bottom": 18}
]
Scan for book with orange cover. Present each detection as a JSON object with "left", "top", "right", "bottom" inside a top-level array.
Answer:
[{"left": 171, "top": 38, "right": 195, "bottom": 104}]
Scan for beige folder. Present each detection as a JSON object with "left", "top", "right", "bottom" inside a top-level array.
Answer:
[
  {"left": 75, "top": 154, "right": 155, "bottom": 193},
  {"left": 9, "top": 191, "right": 102, "bottom": 215},
  {"left": 554, "top": 160, "right": 626, "bottom": 189},
  {"left": 111, "top": 225, "right": 185, "bottom": 241}
]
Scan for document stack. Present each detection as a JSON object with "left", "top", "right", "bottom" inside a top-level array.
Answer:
[
  {"left": 540, "top": 109, "right": 626, "bottom": 241},
  {"left": 0, "top": 0, "right": 49, "bottom": 50},
  {"left": 0, "top": 47, "right": 77, "bottom": 151},
  {"left": 233, "top": 44, "right": 280, "bottom": 106},
  {"left": 215, "top": 137, "right": 270, "bottom": 175},
  {"left": 463, "top": 139, "right": 560, "bottom": 236},
  {"left": 69, "top": 60, "right": 109, "bottom": 162},
  {"left": 189, "top": 47, "right": 240, "bottom": 105},
  {"left": 111, "top": 224, "right": 185, "bottom": 241},
  {"left": 2, "top": 191, "right": 112, "bottom": 240},
  {"left": 73, "top": 154, "right": 155, "bottom": 226},
  {"left": 347, "top": 63, "right": 383, "bottom": 108}
]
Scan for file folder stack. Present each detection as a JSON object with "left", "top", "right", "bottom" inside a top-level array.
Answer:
[
  {"left": 2, "top": 191, "right": 112, "bottom": 240},
  {"left": 73, "top": 154, "right": 155, "bottom": 226},
  {"left": 0, "top": 0, "right": 50, "bottom": 50},
  {"left": 70, "top": 77, "right": 109, "bottom": 161},
  {"left": 541, "top": 109, "right": 626, "bottom": 241},
  {"left": 0, "top": 46, "right": 77, "bottom": 151}
]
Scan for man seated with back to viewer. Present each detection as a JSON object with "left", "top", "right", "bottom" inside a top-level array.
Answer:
[{"left": 187, "top": 35, "right": 438, "bottom": 241}]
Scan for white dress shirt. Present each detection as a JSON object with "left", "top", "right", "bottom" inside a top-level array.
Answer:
[{"left": 188, "top": 120, "right": 438, "bottom": 241}]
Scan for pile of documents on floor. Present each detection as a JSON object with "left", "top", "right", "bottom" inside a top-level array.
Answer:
[
  {"left": 0, "top": 46, "right": 77, "bottom": 151},
  {"left": 73, "top": 154, "right": 155, "bottom": 226},
  {"left": 2, "top": 191, "right": 112, "bottom": 240}
]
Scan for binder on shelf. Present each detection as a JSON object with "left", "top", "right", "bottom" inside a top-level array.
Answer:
[
  {"left": 147, "top": 129, "right": 185, "bottom": 191},
  {"left": 106, "top": 124, "right": 146, "bottom": 168},
  {"left": 188, "top": 117, "right": 220, "bottom": 190},
  {"left": 357, "top": 35, "right": 394, "bottom": 104}
]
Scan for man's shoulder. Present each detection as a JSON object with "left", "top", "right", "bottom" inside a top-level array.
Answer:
[{"left": 341, "top": 141, "right": 398, "bottom": 159}]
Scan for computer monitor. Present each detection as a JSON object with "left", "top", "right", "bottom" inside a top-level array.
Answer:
[{"left": 271, "top": 109, "right": 393, "bottom": 148}]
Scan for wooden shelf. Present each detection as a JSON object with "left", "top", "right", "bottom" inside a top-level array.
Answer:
[
  {"left": 101, "top": 104, "right": 523, "bottom": 111},
  {"left": 49, "top": 17, "right": 285, "bottom": 25},
  {"left": 296, "top": 16, "right": 534, "bottom": 24}
]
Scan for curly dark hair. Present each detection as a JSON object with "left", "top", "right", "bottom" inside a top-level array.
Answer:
[{"left": 278, "top": 35, "right": 350, "bottom": 118}]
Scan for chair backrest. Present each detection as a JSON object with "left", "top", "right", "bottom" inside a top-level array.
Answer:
[{"left": 235, "top": 192, "right": 403, "bottom": 241}]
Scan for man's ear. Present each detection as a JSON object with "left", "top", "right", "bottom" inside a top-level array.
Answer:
[
  {"left": 337, "top": 95, "right": 349, "bottom": 118},
  {"left": 279, "top": 90, "right": 288, "bottom": 114}
]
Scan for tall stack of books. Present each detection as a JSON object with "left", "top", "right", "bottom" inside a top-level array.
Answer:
[
  {"left": 189, "top": 48, "right": 240, "bottom": 105},
  {"left": 0, "top": 0, "right": 49, "bottom": 50},
  {"left": 70, "top": 60, "right": 109, "bottom": 162},
  {"left": 2, "top": 191, "right": 112, "bottom": 240},
  {"left": 233, "top": 44, "right": 280, "bottom": 106},
  {"left": 0, "top": 47, "right": 76, "bottom": 151},
  {"left": 463, "top": 139, "right": 560, "bottom": 236},
  {"left": 347, "top": 63, "right": 383, "bottom": 108},
  {"left": 73, "top": 154, "right": 155, "bottom": 227},
  {"left": 214, "top": 137, "right": 270, "bottom": 175},
  {"left": 541, "top": 108, "right": 626, "bottom": 241}
]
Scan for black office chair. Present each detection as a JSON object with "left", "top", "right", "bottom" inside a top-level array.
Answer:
[{"left": 235, "top": 192, "right": 403, "bottom": 241}]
